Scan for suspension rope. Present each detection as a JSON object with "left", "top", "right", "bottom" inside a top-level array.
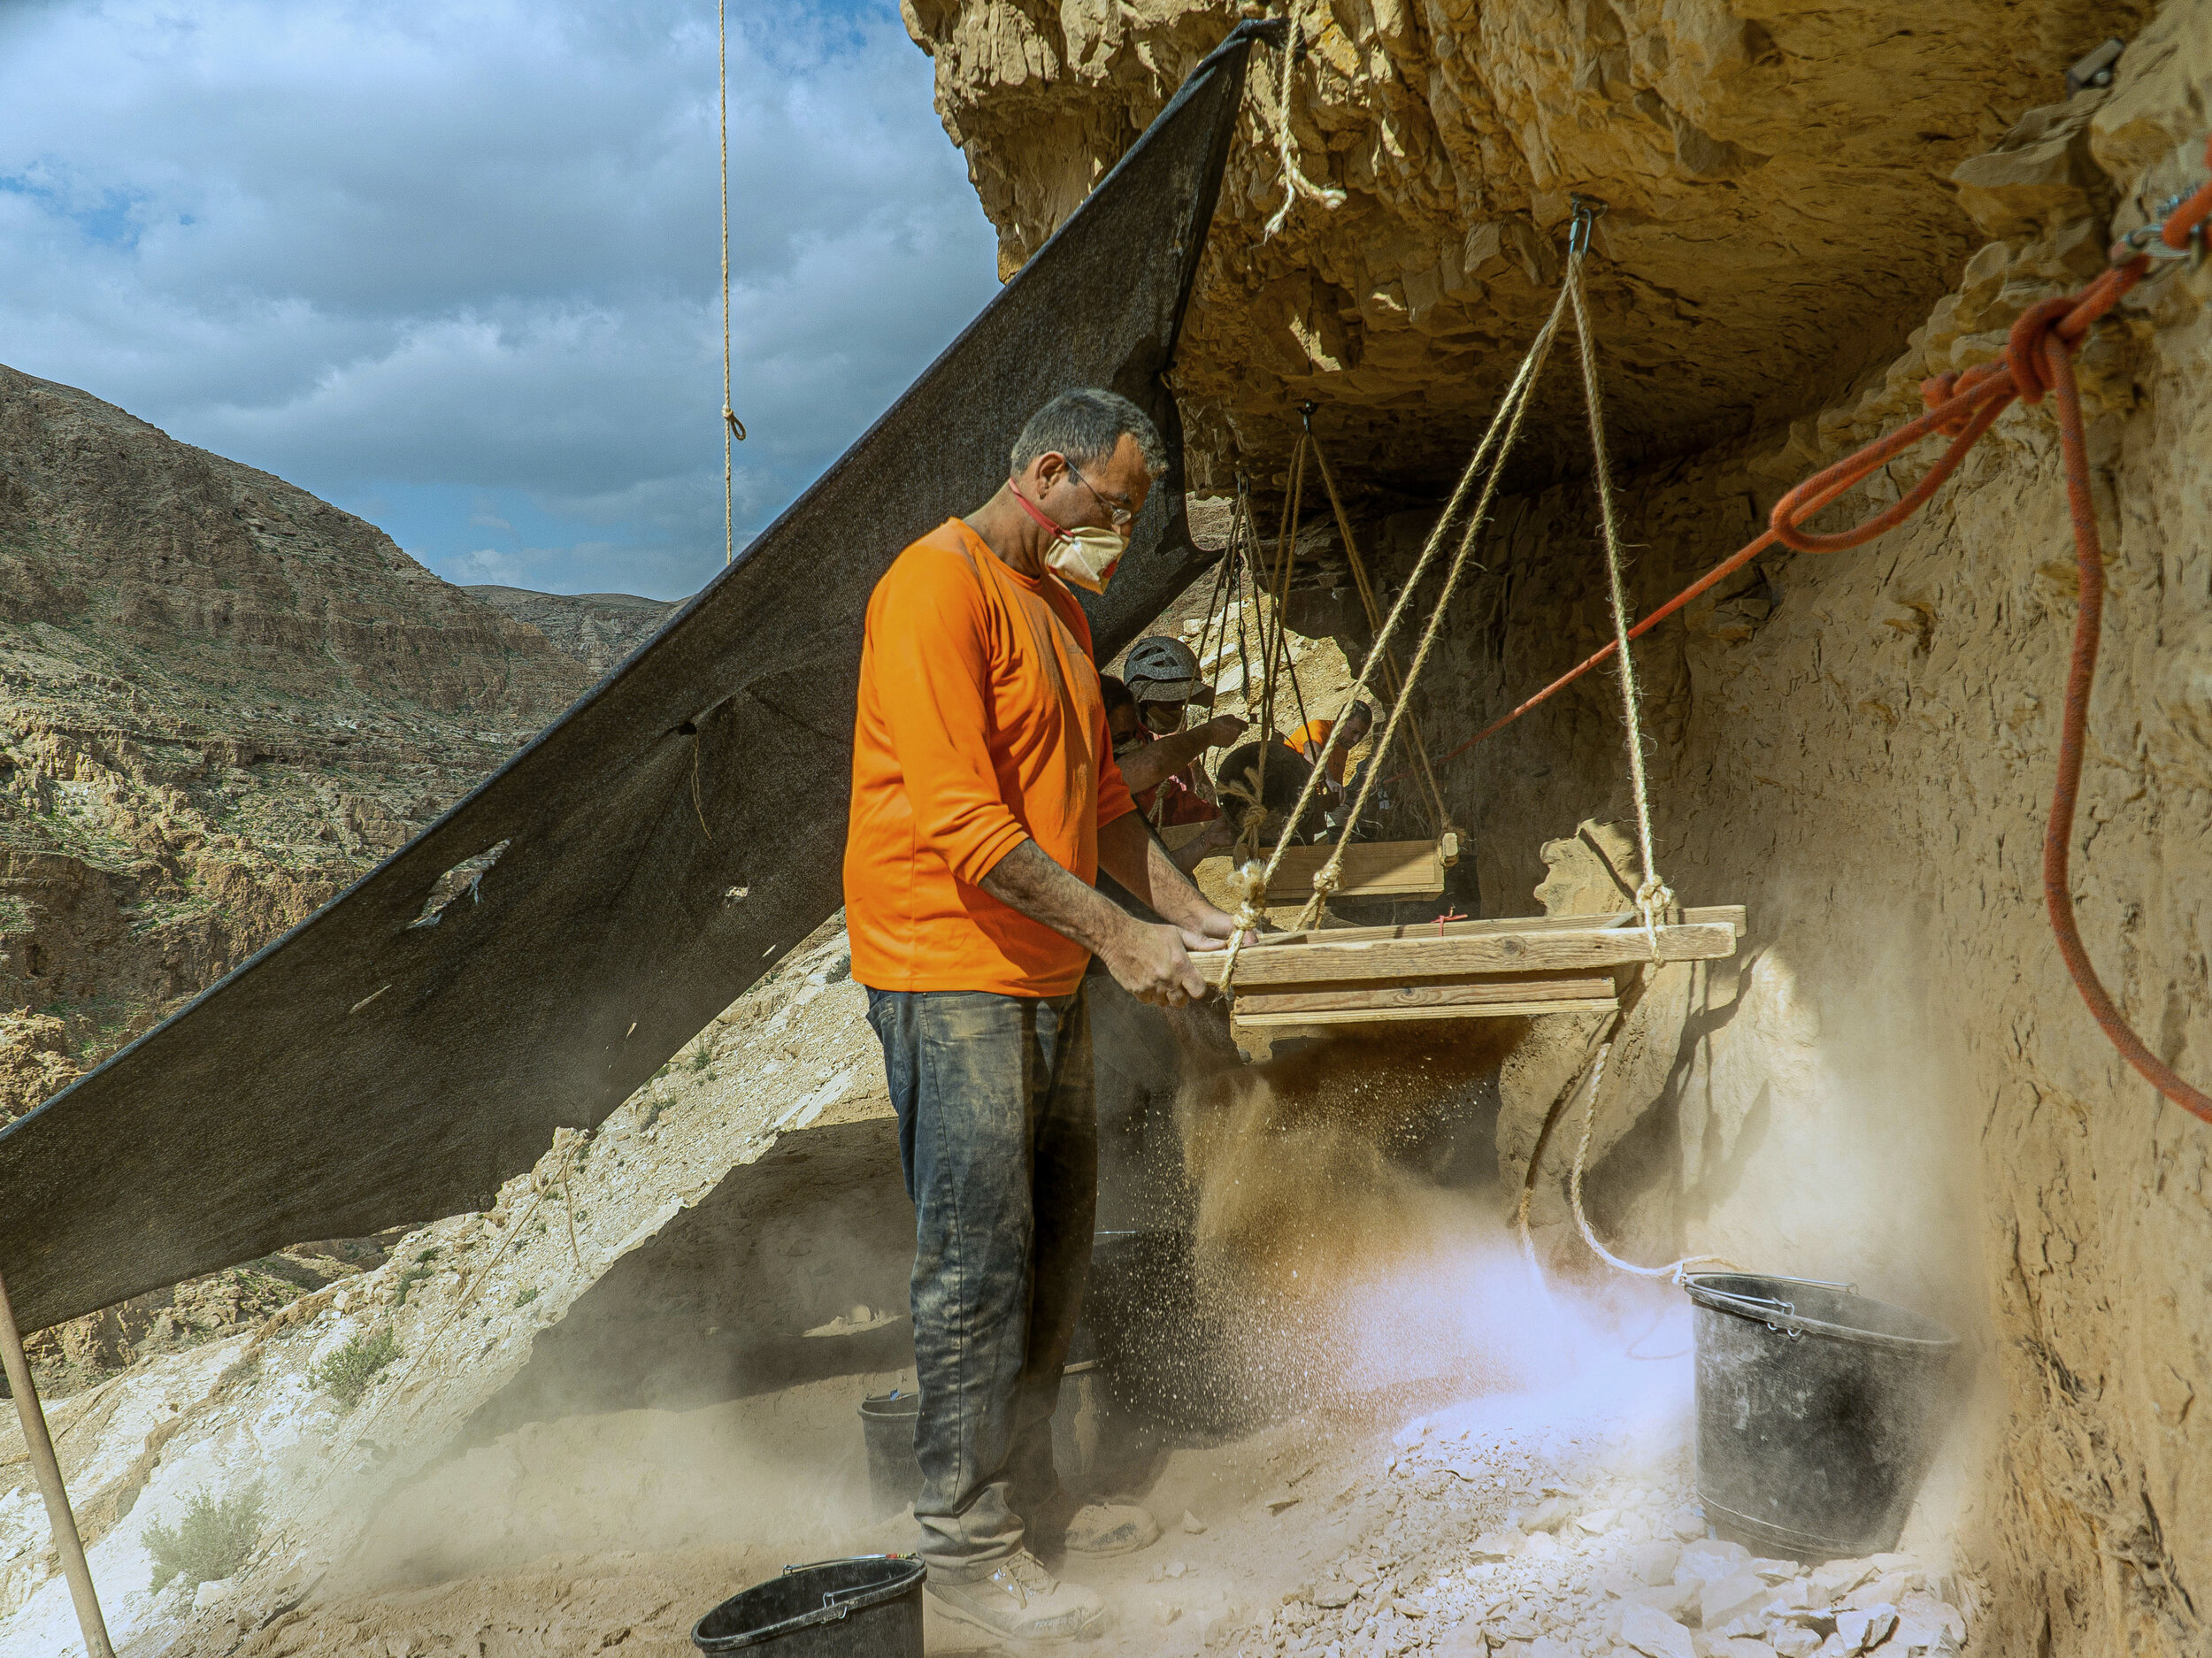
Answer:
[
  {"left": 1280, "top": 276, "right": 1576, "bottom": 933},
  {"left": 1215, "top": 272, "right": 1575, "bottom": 980},
  {"left": 1566, "top": 1043, "right": 1734, "bottom": 1282},
  {"left": 1389, "top": 141, "right": 2212, "bottom": 1123},
  {"left": 718, "top": 0, "right": 747, "bottom": 567},
  {"left": 1263, "top": 13, "right": 1345, "bottom": 241},
  {"left": 1564, "top": 215, "right": 1671, "bottom": 942},
  {"left": 1271, "top": 439, "right": 1316, "bottom": 746},
  {"left": 1242, "top": 433, "right": 1317, "bottom": 856},
  {"left": 1305, "top": 414, "right": 1451, "bottom": 837}
]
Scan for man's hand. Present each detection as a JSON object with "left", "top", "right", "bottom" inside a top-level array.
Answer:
[
  {"left": 977, "top": 835, "right": 1219, "bottom": 1005},
  {"left": 1096, "top": 917, "right": 1210, "bottom": 1007},
  {"left": 1180, "top": 907, "right": 1257, "bottom": 951},
  {"left": 1194, "top": 713, "right": 1248, "bottom": 748}
]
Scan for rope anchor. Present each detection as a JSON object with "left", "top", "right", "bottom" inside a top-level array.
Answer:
[{"left": 1567, "top": 193, "right": 1608, "bottom": 257}]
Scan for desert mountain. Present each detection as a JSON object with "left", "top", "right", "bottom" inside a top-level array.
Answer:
[
  {"left": 0, "top": 364, "right": 595, "bottom": 1125},
  {"left": 464, "top": 586, "right": 677, "bottom": 678}
]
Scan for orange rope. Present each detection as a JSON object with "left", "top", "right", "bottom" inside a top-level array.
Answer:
[{"left": 1408, "top": 139, "right": 2212, "bottom": 1121}]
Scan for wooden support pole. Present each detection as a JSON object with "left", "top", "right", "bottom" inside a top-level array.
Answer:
[{"left": 0, "top": 1266, "right": 115, "bottom": 1658}]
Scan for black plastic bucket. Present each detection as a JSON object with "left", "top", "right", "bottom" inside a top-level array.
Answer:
[
  {"left": 858, "top": 1391, "right": 921, "bottom": 1518},
  {"left": 692, "top": 1556, "right": 926, "bottom": 1654},
  {"left": 1685, "top": 1273, "right": 1961, "bottom": 1560}
]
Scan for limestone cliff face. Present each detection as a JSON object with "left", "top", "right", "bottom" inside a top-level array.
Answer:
[
  {"left": 905, "top": 0, "right": 2144, "bottom": 495},
  {"left": 915, "top": 1, "right": 2212, "bottom": 1650},
  {"left": 0, "top": 365, "right": 593, "bottom": 1125},
  {"left": 464, "top": 586, "right": 678, "bottom": 679}
]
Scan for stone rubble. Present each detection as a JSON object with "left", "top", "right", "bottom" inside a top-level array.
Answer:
[{"left": 1226, "top": 1422, "right": 1972, "bottom": 1658}]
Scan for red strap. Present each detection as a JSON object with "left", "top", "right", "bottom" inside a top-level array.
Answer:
[{"left": 1007, "top": 483, "right": 1065, "bottom": 538}]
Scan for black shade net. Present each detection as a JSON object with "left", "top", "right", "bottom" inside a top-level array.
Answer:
[{"left": 0, "top": 20, "right": 1277, "bottom": 1333}]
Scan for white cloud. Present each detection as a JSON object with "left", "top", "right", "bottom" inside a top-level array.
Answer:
[{"left": 0, "top": 0, "right": 998, "bottom": 597}]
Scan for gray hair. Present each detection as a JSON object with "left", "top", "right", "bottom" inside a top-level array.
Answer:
[{"left": 1010, "top": 388, "right": 1169, "bottom": 481}]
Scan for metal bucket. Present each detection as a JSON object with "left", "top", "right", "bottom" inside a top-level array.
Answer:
[{"left": 1684, "top": 1272, "right": 1961, "bottom": 1560}]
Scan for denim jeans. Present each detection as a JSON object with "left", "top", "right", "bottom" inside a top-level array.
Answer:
[{"left": 864, "top": 985, "right": 1097, "bottom": 1581}]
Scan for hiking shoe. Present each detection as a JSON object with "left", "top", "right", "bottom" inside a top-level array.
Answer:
[
  {"left": 1062, "top": 1500, "right": 1160, "bottom": 1556},
  {"left": 927, "top": 1551, "right": 1109, "bottom": 1642}
]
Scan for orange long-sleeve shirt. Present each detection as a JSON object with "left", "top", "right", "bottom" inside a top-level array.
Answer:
[{"left": 844, "top": 518, "right": 1135, "bottom": 996}]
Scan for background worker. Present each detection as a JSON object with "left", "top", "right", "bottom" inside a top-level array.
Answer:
[
  {"left": 844, "top": 387, "right": 1245, "bottom": 1644},
  {"left": 1120, "top": 633, "right": 1243, "bottom": 836},
  {"left": 1101, "top": 670, "right": 1244, "bottom": 869},
  {"left": 1284, "top": 699, "right": 1375, "bottom": 800}
]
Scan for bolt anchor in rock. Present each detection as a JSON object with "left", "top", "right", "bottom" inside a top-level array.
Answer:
[{"left": 1567, "top": 193, "right": 1608, "bottom": 257}]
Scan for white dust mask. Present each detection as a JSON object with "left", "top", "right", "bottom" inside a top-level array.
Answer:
[
  {"left": 1009, "top": 482, "right": 1127, "bottom": 594},
  {"left": 1044, "top": 524, "right": 1127, "bottom": 594}
]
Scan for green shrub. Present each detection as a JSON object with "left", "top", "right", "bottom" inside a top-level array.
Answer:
[
  {"left": 308, "top": 1324, "right": 400, "bottom": 1408},
  {"left": 145, "top": 1482, "right": 264, "bottom": 1593},
  {"left": 393, "top": 1264, "right": 432, "bottom": 1306},
  {"left": 514, "top": 1286, "right": 539, "bottom": 1308}
]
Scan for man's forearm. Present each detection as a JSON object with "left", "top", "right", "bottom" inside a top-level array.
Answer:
[
  {"left": 1094, "top": 810, "right": 1220, "bottom": 933},
  {"left": 1113, "top": 725, "right": 1213, "bottom": 793},
  {"left": 977, "top": 838, "right": 1140, "bottom": 957}
]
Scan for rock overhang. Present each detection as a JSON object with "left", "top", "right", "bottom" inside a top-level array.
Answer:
[{"left": 906, "top": 0, "right": 2154, "bottom": 498}]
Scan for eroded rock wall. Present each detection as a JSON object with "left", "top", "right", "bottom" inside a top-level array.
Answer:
[
  {"left": 905, "top": 0, "right": 2146, "bottom": 496},
  {"left": 0, "top": 366, "right": 595, "bottom": 1127},
  {"left": 1356, "top": 42, "right": 2212, "bottom": 1650},
  {"left": 918, "top": 1, "right": 2212, "bottom": 1649}
]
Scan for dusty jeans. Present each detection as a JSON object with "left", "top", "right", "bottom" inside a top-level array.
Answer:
[{"left": 864, "top": 985, "right": 1097, "bottom": 1582}]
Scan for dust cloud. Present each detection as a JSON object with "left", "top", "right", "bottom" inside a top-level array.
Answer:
[{"left": 1173, "top": 1024, "right": 1621, "bottom": 1425}]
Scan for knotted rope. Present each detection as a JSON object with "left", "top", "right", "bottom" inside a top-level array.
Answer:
[
  {"left": 1263, "top": 13, "right": 1345, "bottom": 241},
  {"left": 1564, "top": 245, "right": 1672, "bottom": 944}
]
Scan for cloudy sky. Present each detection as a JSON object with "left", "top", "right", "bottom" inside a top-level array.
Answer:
[{"left": 0, "top": 0, "right": 1000, "bottom": 599}]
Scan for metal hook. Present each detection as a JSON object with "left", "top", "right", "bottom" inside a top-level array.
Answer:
[
  {"left": 1567, "top": 193, "right": 1608, "bottom": 257},
  {"left": 1299, "top": 399, "right": 1317, "bottom": 432}
]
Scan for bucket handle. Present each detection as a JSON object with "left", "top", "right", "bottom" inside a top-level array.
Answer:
[
  {"left": 1756, "top": 1273, "right": 1857, "bottom": 1293},
  {"left": 1696, "top": 1287, "right": 1808, "bottom": 1339},
  {"left": 780, "top": 1555, "right": 918, "bottom": 1621},
  {"left": 1686, "top": 1273, "right": 1861, "bottom": 1339}
]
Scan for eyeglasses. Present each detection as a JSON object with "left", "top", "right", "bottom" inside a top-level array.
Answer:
[{"left": 1064, "top": 461, "right": 1134, "bottom": 528}]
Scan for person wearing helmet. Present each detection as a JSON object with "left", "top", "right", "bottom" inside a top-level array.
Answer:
[
  {"left": 1109, "top": 638, "right": 1248, "bottom": 828},
  {"left": 1121, "top": 635, "right": 1213, "bottom": 735},
  {"left": 1102, "top": 675, "right": 1239, "bottom": 868}
]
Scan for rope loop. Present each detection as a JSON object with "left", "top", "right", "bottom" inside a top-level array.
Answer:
[
  {"left": 2005, "top": 295, "right": 2080, "bottom": 404},
  {"left": 1263, "top": 13, "right": 1346, "bottom": 240},
  {"left": 1566, "top": 1042, "right": 1734, "bottom": 1282}
]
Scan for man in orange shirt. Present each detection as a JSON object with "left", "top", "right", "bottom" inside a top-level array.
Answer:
[{"left": 845, "top": 388, "right": 1242, "bottom": 1642}]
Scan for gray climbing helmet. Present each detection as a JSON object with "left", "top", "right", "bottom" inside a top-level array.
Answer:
[{"left": 1124, "top": 635, "right": 1206, "bottom": 703}]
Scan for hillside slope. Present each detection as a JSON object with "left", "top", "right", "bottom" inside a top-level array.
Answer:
[
  {"left": 464, "top": 586, "right": 678, "bottom": 678},
  {"left": 0, "top": 365, "right": 593, "bottom": 1125}
]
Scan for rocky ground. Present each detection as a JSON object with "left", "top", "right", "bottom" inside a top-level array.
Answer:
[{"left": 136, "top": 1308, "right": 1976, "bottom": 1658}]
